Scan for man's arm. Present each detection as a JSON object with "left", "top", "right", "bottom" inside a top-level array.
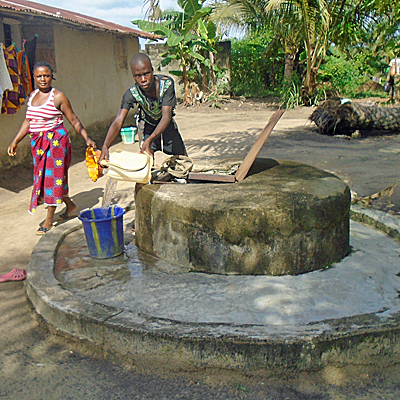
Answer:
[
  {"left": 140, "top": 105, "right": 173, "bottom": 156},
  {"left": 99, "top": 108, "right": 129, "bottom": 162}
]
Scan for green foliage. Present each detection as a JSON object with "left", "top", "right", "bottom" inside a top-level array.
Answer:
[
  {"left": 230, "top": 36, "right": 283, "bottom": 97},
  {"left": 206, "top": 91, "right": 222, "bottom": 108},
  {"left": 279, "top": 80, "right": 303, "bottom": 109},
  {"left": 319, "top": 56, "right": 364, "bottom": 96},
  {"left": 206, "top": 71, "right": 230, "bottom": 108},
  {"left": 132, "top": 0, "right": 213, "bottom": 70},
  {"left": 319, "top": 46, "right": 385, "bottom": 98},
  {"left": 133, "top": 0, "right": 224, "bottom": 102},
  {"left": 210, "top": 0, "right": 400, "bottom": 105},
  {"left": 230, "top": 33, "right": 388, "bottom": 104},
  {"left": 278, "top": 73, "right": 326, "bottom": 109},
  {"left": 354, "top": 90, "right": 387, "bottom": 100}
]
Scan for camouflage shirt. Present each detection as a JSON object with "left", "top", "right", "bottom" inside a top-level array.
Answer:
[{"left": 121, "top": 75, "right": 176, "bottom": 126}]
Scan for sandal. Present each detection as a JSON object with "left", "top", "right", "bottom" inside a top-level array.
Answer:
[
  {"left": 0, "top": 268, "right": 27, "bottom": 282},
  {"left": 36, "top": 226, "right": 52, "bottom": 235}
]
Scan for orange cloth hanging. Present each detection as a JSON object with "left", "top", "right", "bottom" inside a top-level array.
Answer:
[
  {"left": 17, "top": 48, "right": 33, "bottom": 97},
  {"left": 1, "top": 44, "right": 25, "bottom": 114}
]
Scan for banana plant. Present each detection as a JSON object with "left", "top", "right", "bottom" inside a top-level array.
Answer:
[
  {"left": 197, "top": 19, "right": 224, "bottom": 94},
  {"left": 132, "top": 0, "right": 216, "bottom": 105}
]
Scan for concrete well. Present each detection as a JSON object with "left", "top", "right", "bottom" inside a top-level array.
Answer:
[{"left": 135, "top": 158, "right": 351, "bottom": 275}]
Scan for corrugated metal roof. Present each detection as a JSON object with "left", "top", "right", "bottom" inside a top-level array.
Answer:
[{"left": 0, "top": 0, "right": 159, "bottom": 40}]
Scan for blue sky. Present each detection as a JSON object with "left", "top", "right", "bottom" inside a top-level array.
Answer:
[
  {"left": 37, "top": 0, "right": 179, "bottom": 28},
  {"left": 35, "top": 0, "right": 239, "bottom": 43}
]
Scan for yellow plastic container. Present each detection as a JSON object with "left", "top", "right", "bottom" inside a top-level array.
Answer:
[{"left": 85, "top": 147, "right": 104, "bottom": 182}]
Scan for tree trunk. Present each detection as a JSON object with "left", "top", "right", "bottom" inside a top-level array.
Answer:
[
  {"left": 201, "top": 63, "right": 208, "bottom": 93},
  {"left": 269, "top": 63, "right": 276, "bottom": 89},
  {"left": 182, "top": 64, "right": 191, "bottom": 106},
  {"left": 284, "top": 53, "right": 296, "bottom": 81},
  {"left": 310, "top": 99, "right": 400, "bottom": 135},
  {"left": 209, "top": 51, "right": 217, "bottom": 94},
  {"left": 302, "top": 66, "right": 318, "bottom": 104}
]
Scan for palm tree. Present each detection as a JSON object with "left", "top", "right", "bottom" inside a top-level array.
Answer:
[
  {"left": 141, "top": 0, "right": 399, "bottom": 102},
  {"left": 211, "top": 0, "right": 395, "bottom": 101},
  {"left": 211, "top": 0, "right": 329, "bottom": 100}
]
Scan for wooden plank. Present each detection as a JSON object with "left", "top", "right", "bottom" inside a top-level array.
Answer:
[
  {"left": 152, "top": 180, "right": 176, "bottom": 184},
  {"left": 188, "top": 173, "right": 236, "bottom": 183},
  {"left": 234, "top": 109, "right": 285, "bottom": 183}
]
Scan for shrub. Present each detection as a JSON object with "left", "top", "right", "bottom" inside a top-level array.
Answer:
[{"left": 230, "top": 37, "right": 283, "bottom": 97}]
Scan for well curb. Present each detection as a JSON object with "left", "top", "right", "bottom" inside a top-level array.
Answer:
[{"left": 25, "top": 206, "right": 400, "bottom": 373}]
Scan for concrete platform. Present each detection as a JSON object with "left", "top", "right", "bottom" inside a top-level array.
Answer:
[{"left": 25, "top": 204, "right": 400, "bottom": 374}]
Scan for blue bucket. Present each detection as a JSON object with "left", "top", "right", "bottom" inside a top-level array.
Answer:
[{"left": 78, "top": 206, "right": 125, "bottom": 259}]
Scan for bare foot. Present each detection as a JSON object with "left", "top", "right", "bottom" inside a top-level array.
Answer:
[
  {"left": 66, "top": 203, "right": 78, "bottom": 215},
  {"left": 58, "top": 204, "right": 79, "bottom": 221}
]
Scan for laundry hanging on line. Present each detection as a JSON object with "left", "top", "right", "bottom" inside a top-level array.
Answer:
[
  {"left": 0, "top": 42, "right": 13, "bottom": 100},
  {"left": 1, "top": 41, "right": 34, "bottom": 114}
]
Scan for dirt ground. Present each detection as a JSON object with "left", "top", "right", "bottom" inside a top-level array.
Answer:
[
  {"left": 3, "top": 96, "right": 400, "bottom": 212},
  {"left": 1, "top": 97, "right": 400, "bottom": 399}
]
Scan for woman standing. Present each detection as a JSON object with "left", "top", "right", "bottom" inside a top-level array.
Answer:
[{"left": 7, "top": 61, "right": 96, "bottom": 236}]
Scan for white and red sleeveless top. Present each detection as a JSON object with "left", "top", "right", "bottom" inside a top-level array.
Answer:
[{"left": 26, "top": 88, "right": 63, "bottom": 133}]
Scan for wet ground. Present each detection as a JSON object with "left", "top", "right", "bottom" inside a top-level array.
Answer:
[{"left": 55, "top": 217, "right": 400, "bottom": 330}]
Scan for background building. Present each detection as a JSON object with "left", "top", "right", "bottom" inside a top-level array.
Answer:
[{"left": 0, "top": 0, "right": 157, "bottom": 169}]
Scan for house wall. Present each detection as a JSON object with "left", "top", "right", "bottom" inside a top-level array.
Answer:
[{"left": 0, "top": 17, "right": 140, "bottom": 170}]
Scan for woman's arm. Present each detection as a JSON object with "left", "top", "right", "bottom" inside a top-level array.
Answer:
[
  {"left": 54, "top": 90, "right": 96, "bottom": 148},
  {"left": 7, "top": 119, "right": 30, "bottom": 156}
]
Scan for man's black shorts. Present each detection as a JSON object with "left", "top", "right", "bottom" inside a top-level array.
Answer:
[{"left": 144, "top": 119, "right": 186, "bottom": 155}]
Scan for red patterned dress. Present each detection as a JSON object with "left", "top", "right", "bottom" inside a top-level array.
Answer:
[{"left": 26, "top": 88, "right": 72, "bottom": 214}]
